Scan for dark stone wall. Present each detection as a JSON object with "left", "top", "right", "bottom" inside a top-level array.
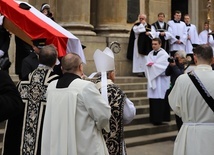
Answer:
[{"left": 127, "top": 0, "right": 140, "bottom": 23}]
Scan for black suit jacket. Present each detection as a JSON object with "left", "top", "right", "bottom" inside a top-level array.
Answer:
[
  {"left": 0, "top": 70, "right": 24, "bottom": 155},
  {"left": 0, "top": 70, "right": 23, "bottom": 122},
  {"left": 21, "top": 52, "right": 39, "bottom": 80},
  {"left": 15, "top": 36, "right": 32, "bottom": 76},
  {"left": 0, "top": 26, "right": 10, "bottom": 58},
  {"left": 127, "top": 22, "right": 152, "bottom": 60}
]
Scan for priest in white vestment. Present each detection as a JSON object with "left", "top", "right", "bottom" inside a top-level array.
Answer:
[
  {"left": 145, "top": 38, "right": 170, "bottom": 125},
  {"left": 168, "top": 10, "right": 187, "bottom": 56},
  {"left": 184, "top": 14, "right": 199, "bottom": 54},
  {"left": 169, "top": 44, "right": 214, "bottom": 155},
  {"left": 198, "top": 21, "right": 214, "bottom": 52},
  {"left": 41, "top": 53, "right": 111, "bottom": 155}
]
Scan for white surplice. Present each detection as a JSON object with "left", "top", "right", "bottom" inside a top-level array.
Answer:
[
  {"left": 168, "top": 20, "right": 187, "bottom": 51},
  {"left": 145, "top": 48, "right": 170, "bottom": 99},
  {"left": 41, "top": 79, "right": 111, "bottom": 155},
  {"left": 185, "top": 24, "right": 199, "bottom": 54},
  {"left": 132, "top": 23, "right": 148, "bottom": 73},
  {"left": 169, "top": 65, "right": 214, "bottom": 155},
  {"left": 198, "top": 29, "right": 214, "bottom": 51}
]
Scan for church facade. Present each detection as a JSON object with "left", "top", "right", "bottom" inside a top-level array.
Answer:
[{"left": 7, "top": 0, "right": 213, "bottom": 77}]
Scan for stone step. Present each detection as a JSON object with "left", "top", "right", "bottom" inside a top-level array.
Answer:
[
  {"left": 115, "top": 76, "right": 147, "bottom": 83},
  {"left": 126, "top": 112, "right": 176, "bottom": 126},
  {"left": 124, "top": 89, "right": 147, "bottom": 98},
  {"left": 124, "top": 121, "right": 177, "bottom": 138},
  {"left": 0, "top": 129, "right": 5, "bottom": 144},
  {"left": 129, "top": 97, "right": 149, "bottom": 105},
  {"left": 0, "top": 122, "right": 6, "bottom": 129},
  {"left": 10, "top": 74, "right": 19, "bottom": 84},
  {"left": 135, "top": 105, "right": 150, "bottom": 115},
  {"left": 117, "top": 82, "right": 147, "bottom": 91},
  {"left": 125, "top": 130, "right": 177, "bottom": 147},
  {"left": 0, "top": 142, "right": 2, "bottom": 154}
]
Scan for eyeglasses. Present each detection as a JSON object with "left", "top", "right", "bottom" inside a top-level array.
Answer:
[{"left": 140, "top": 18, "right": 145, "bottom": 20}]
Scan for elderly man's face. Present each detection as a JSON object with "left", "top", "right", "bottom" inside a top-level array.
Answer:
[
  {"left": 174, "top": 54, "right": 186, "bottom": 64},
  {"left": 139, "top": 15, "right": 146, "bottom": 24}
]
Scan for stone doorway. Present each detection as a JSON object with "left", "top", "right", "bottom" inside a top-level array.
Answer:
[{"left": 171, "top": 0, "right": 188, "bottom": 20}]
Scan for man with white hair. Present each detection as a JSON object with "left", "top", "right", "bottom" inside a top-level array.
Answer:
[
  {"left": 127, "top": 13, "right": 152, "bottom": 76},
  {"left": 165, "top": 50, "right": 188, "bottom": 130}
]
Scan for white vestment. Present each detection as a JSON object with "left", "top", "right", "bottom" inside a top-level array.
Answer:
[
  {"left": 41, "top": 79, "right": 111, "bottom": 155},
  {"left": 199, "top": 29, "right": 214, "bottom": 51},
  {"left": 185, "top": 24, "right": 199, "bottom": 54},
  {"left": 169, "top": 65, "right": 214, "bottom": 155},
  {"left": 168, "top": 20, "right": 187, "bottom": 51},
  {"left": 145, "top": 48, "right": 170, "bottom": 99},
  {"left": 132, "top": 23, "right": 148, "bottom": 73}
]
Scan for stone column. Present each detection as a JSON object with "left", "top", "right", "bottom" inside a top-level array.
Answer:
[
  {"left": 146, "top": 0, "right": 171, "bottom": 23},
  {"left": 95, "top": 0, "right": 129, "bottom": 37},
  {"left": 55, "top": 0, "right": 95, "bottom": 35},
  {"left": 29, "top": 0, "right": 96, "bottom": 35},
  {"left": 189, "top": 0, "right": 199, "bottom": 31}
]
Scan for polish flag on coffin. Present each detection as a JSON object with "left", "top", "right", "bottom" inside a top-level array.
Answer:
[{"left": 0, "top": 0, "right": 86, "bottom": 63}]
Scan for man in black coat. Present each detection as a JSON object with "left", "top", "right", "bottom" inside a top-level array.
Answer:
[
  {"left": 21, "top": 38, "right": 63, "bottom": 80},
  {"left": 21, "top": 38, "right": 47, "bottom": 80},
  {"left": 127, "top": 14, "right": 152, "bottom": 76},
  {"left": 0, "top": 70, "right": 23, "bottom": 122},
  {"left": 15, "top": 36, "right": 32, "bottom": 79},
  {"left": 0, "top": 25, "right": 10, "bottom": 59},
  {"left": 0, "top": 70, "right": 24, "bottom": 155}
]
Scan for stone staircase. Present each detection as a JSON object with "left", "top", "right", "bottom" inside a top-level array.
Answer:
[
  {"left": 114, "top": 76, "right": 178, "bottom": 147},
  {"left": 0, "top": 121, "right": 6, "bottom": 154},
  {"left": 0, "top": 76, "right": 178, "bottom": 153}
]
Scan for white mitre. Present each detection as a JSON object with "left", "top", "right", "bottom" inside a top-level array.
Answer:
[
  {"left": 91, "top": 47, "right": 115, "bottom": 104},
  {"left": 93, "top": 47, "right": 115, "bottom": 72}
]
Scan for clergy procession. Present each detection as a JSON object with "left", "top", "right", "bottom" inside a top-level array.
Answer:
[
  {"left": 126, "top": 9, "right": 214, "bottom": 155},
  {"left": 0, "top": 0, "right": 214, "bottom": 155}
]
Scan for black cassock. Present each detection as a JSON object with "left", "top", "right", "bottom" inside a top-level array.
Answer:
[
  {"left": 152, "top": 21, "right": 170, "bottom": 53},
  {"left": 127, "top": 22, "right": 152, "bottom": 60}
]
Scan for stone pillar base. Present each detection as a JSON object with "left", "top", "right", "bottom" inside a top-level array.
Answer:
[
  {"left": 95, "top": 25, "right": 130, "bottom": 37},
  {"left": 60, "top": 23, "right": 96, "bottom": 36}
]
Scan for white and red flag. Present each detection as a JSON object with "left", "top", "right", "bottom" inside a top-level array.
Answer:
[{"left": 0, "top": 0, "right": 86, "bottom": 63}]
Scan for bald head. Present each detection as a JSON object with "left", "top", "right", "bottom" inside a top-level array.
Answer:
[{"left": 61, "top": 53, "right": 82, "bottom": 74}]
